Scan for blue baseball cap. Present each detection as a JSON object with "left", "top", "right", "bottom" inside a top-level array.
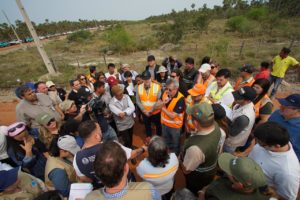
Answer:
[
  {"left": 277, "top": 94, "right": 300, "bottom": 109},
  {"left": 0, "top": 167, "right": 19, "bottom": 192}
]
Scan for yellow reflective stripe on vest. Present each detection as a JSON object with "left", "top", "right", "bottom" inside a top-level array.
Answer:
[{"left": 143, "top": 164, "right": 178, "bottom": 179}]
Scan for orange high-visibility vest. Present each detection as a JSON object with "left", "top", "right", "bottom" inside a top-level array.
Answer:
[
  {"left": 185, "top": 95, "right": 212, "bottom": 131},
  {"left": 161, "top": 91, "right": 184, "bottom": 128},
  {"left": 196, "top": 74, "right": 215, "bottom": 89},
  {"left": 254, "top": 94, "right": 272, "bottom": 118},
  {"left": 138, "top": 82, "right": 161, "bottom": 115},
  {"left": 185, "top": 95, "right": 195, "bottom": 131},
  {"left": 234, "top": 77, "right": 255, "bottom": 90}
]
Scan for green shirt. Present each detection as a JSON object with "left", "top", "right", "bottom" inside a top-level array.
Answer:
[{"left": 205, "top": 178, "right": 270, "bottom": 200}]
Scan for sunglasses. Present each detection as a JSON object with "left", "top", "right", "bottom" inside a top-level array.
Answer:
[
  {"left": 171, "top": 75, "right": 177, "bottom": 78},
  {"left": 47, "top": 118, "right": 55, "bottom": 126},
  {"left": 80, "top": 77, "right": 86, "bottom": 80},
  {"left": 8, "top": 123, "right": 26, "bottom": 135}
]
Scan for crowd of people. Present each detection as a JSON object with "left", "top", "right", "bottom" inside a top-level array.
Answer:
[{"left": 0, "top": 47, "right": 300, "bottom": 200}]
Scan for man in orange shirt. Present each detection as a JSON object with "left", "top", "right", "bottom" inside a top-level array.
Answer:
[{"left": 234, "top": 64, "right": 255, "bottom": 90}]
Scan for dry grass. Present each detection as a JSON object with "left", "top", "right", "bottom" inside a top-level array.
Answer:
[{"left": 0, "top": 18, "right": 300, "bottom": 88}]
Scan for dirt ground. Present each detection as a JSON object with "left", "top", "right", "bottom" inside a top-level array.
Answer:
[{"left": 0, "top": 88, "right": 296, "bottom": 193}]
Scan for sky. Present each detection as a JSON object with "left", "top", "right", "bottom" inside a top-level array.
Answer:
[{"left": 0, "top": 0, "right": 223, "bottom": 24}]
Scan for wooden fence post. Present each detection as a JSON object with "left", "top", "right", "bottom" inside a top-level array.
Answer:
[{"left": 239, "top": 40, "right": 245, "bottom": 57}]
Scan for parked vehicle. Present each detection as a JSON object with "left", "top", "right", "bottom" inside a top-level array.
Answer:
[{"left": 0, "top": 41, "right": 10, "bottom": 48}]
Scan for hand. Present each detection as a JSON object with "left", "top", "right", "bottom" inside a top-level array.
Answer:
[
  {"left": 155, "top": 100, "right": 164, "bottom": 109},
  {"left": 143, "top": 111, "right": 150, "bottom": 117},
  {"left": 163, "top": 96, "right": 170, "bottom": 104},
  {"left": 20, "top": 138, "right": 33, "bottom": 157},
  {"left": 80, "top": 105, "right": 87, "bottom": 114},
  {"left": 118, "top": 112, "right": 126, "bottom": 119}
]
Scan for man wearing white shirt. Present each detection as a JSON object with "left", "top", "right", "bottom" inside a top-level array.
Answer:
[
  {"left": 249, "top": 122, "right": 300, "bottom": 200},
  {"left": 104, "top": 63, "right": 119, "bottom": 80},
  {"left": 109, "top": 85, "right": 135, "bottom": 148}
]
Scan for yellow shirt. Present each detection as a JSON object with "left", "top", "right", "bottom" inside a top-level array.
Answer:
[{"left": 271, "top": 55, "right": 299, "bottom": 78}]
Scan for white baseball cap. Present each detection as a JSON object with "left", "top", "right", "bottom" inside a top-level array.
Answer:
[
  {"left": 58, "top": 135, "right": 81, "bottom": 155},
  {"left": 46, "top": 81, "right": 55, "bottom": 88},
  {"left": 199, "top": 63, "right": 211, "bottom": 73}
]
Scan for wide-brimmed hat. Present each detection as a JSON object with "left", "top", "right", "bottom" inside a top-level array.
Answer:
[{"left": 156, "top": 66, "right": 168, "bottom": 73}]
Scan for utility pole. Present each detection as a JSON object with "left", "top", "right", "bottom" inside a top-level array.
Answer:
[
  {"left": 2, "top": 10, "right": 26, "bottom": 50},
  {"left": 15, "top": 0, "right": 57, "bottom": 75}
]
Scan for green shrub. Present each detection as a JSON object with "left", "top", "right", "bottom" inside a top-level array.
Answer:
[
  {"left": 103, "top": 24, "right": 135, "bottom": 53},
  {"left": 67, "top": 30, "right": 92, "bottom": 42},
  {"left": 226, "top": 16, "right": 252, "bottom": 34},
  {"left": 246, "top": 7, "right": 268, "bottom": 21}
]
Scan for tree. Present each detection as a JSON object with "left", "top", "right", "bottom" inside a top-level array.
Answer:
[{"left": 191, "top": 3, "right": 195, "bottom": 9}]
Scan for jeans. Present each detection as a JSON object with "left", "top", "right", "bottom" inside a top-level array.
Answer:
[
  {"left": 118, "top": 127, "right": 133, "bottom": 148},
  {"left": 102, "top": 125, "right": 118, "bottom": 142},
  {"left": 269, "top": 75, "right": 283, "bottom": 98},
  {"left": 142, "top": 113, "right": 162, "bottom": 137},
  {"left": 162, "top": 124, "right": 181, "bottom": 154}
]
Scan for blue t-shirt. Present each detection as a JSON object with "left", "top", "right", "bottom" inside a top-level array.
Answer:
[{"left": 269, "top": 110, "right": 300, "bottom": 161}]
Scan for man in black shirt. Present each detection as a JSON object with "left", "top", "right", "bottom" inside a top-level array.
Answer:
[
  {"left": 68, "top": 79, "right": 81, "bottom": 109},
  {"left": 183, "top": 57, "right": 198, "bottom": 90}
]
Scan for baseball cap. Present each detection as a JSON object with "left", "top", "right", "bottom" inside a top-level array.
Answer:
[
  {"left": 147, "top": 55, "right": 155, "bottom": 61},
  {"left": 111, "top": 85, "right": 124, "bottom": 95},
  {"left": 46, "top": 81, "right": 55, "bottom": 88},
  {"left": 218, "top": 153, "right": 267, "bottom": 189},
  {"left": 186, "top": 102, "right": 214, "bottom": 123},
  {"left": 57, "top": 135, "right": 80, "bottom": 155},
  {"left": 232, "top": 86, "right": 256, "bottom": 101},
  {"left": 59, "top": 100, "right": 74, "bottom": 112},
  {"left": 5, "top": 122, "right": 26, "bottom": 137},
  {"left": 36, "top": 113, "right": 54, "bottom": 126},
  {"left": 77, "top": 87, "right": 92, "bottom": 99},
  {"left": 0, "top": 167, "right": 20, "bottom": 192},
  {"left": 107, "top": 76, "right": 118, "bottom": 86},
  {"left": 199, "top": 63, "right": 211, "bottom": 73},
  {"left": 277, "top": 94, "right": 300, "bottom": 109},
  {"left": 141, "top": 70, "right": 151, "bottom": 80},
  {"left": 188, "top": 84, "right": 206, "bottom": 96},
  {"left": 240, "top": 64, "right": 255, "bottom": 74}
]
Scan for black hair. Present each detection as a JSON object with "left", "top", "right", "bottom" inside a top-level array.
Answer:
[
  {"left": 253, "top": 122, "right": 290, "bottom": 147},
  {"left": 93, "top": 80, "right": 105, "bottom": 89},
  {"left": 185, "top": 57, "right": 194, "bottom": 65},
  {"left": 201, "top": 56, "right": 211, "bottom": 65},
  {"left": 94, "top": 141, "right": 127, "bottom": 188},
  {"left": 69, "top": 79, "right": 79, "bottom": 87},
  {"left": 252, "top": 78, "right": 271, "bottom": 104},
  {"left": 107, "top": 63, "right": 115, "bottom": 69},
  {"left": 124, "top": 71, "right": 132, "bottom": 78},
  {"left": 34, "top": 191, "right": 62, "bottom": 200},
  {"left": 19, "top": 85, "right": 32, "bottom": 97},
  {"left": 78, "top": 120, "right": 97, "bottom": 139},
  {"left": 216, "top": 68, "right": 231, "bottom": 78},
  {"left": 281, "top": 47, "right": 291, "bottom": 54},
  {"left": 59, "top": 118, "right": 80, "bottom": 136},
  {"left": 260, "top": 61, "right": 270, "bottom": 69},
  {"left": 171, "top": 69, "right": 184, "bottom": 80},
  {"left": 135, "top": 74, "right": 142, "bottom": 79},
  {"left": 95, "top": 71, "right": 105, "bottom": 81},
  {"left": 34, "top": 81, "right": 45, "bottom": 90}
]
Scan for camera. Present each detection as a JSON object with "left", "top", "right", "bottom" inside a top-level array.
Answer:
[{"left": 86, "top": 97, "right": 107, "bottom": 115}]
